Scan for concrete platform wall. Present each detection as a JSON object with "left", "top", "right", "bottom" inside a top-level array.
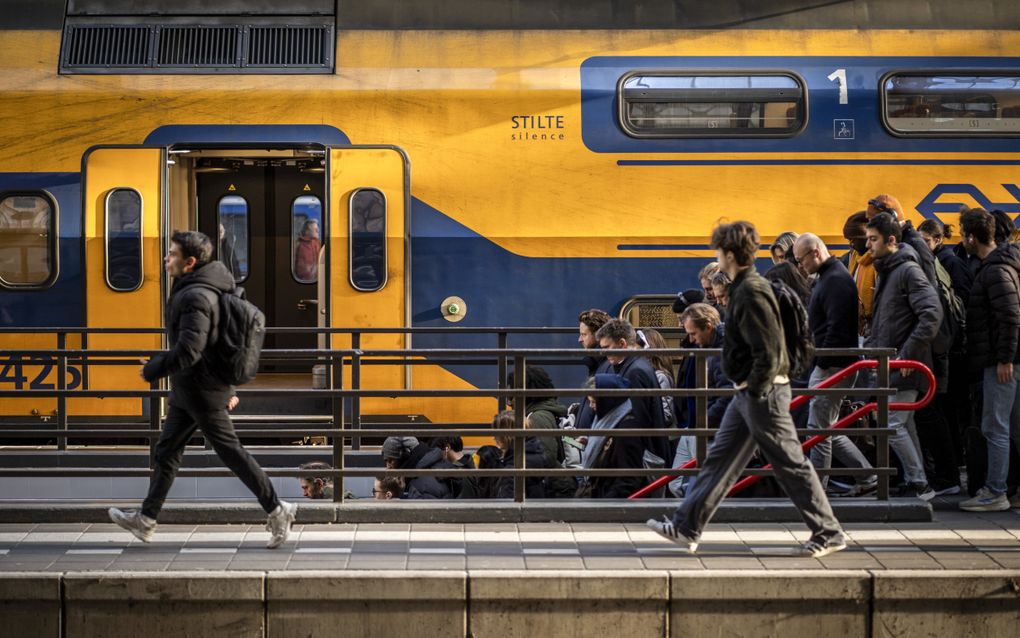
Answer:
[{"left": 3, "top": 570, "right": 1019, "bottom": 638}]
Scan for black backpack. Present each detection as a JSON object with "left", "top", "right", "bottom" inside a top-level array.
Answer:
[
  {"left": 932, "top": 258, "right": 966, "bottom": 355},
  {"left": 198, "top": 285, "right": 266, "bottom": 386},
  {"left": 769, "top": 280, "right": 815, "bottom": 378}
]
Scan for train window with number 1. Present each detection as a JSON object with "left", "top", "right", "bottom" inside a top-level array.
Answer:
[
  {"left": 105, "top": 188, "right": 143, "bottom": 291},
  {"left": 883, "top": 73, "right": 1020, "bottom": 135},
  {"left": 618, "top": 72, "right": 806, "bottom": 137},
  {"left": 0, "top": 192, "right": 58, "bottom": 288}
]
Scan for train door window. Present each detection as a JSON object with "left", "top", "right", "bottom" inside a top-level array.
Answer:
[
  {"left": 618, "top": 72, "right": 806, "bottom": 137},
  {"left": 217, "top": 195, "right": 249, "bottom": 283},
  {"left": 0, "top": 192, "right": 57, "bottom": 288},
  {"left": 883, "top": 74, "right": 1020, "bottom": 135},
  {"left": 291, "top": 194, "right": 323, "bottom": 284},
  {"left": 349, "top": 188, "right": 386, "bottom": 291},
  {"left": 105, "top": 188, "right": 143, "bottom": 291}
]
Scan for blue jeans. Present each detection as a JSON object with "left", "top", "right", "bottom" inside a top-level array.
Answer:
[
  {"left": 981, "top": 366, "right": 1020, "bottom": 495},
  {"left": 887, "top": 389, "right": 926, "bottom": 485},
  {"left": 807, "top": 366, "right": 875, "bottom": 487}
]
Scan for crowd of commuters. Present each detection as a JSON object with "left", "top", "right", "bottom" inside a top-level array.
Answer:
[{"left": 341, "top": 195, "right": 1019, "bottom": 521}]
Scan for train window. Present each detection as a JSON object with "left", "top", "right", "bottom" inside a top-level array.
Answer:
[
  {"left": 217, "top": 195, "right": 249, "bottom": 283},
  {"left": 105, "top": 188, "right": 143, "bottom": 291},
  {"left": 291, "top": 195, "right": 323, "bottom": 284},
  {"left": 618, "top": 72, "right": 806, "bottom": 137},
  {"left": 883, "top": 74, "right": 1020, "bottom": 135},
  {"left": 0, "top": 192, "right": 57, "bottom": 288},
  {"left": 349, "top": 189, "right": 387, "bottom": 292}
]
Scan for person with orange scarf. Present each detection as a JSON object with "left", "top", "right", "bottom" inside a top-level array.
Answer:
[{"left": 843, "top": 211, "right": 875, "bottom": 338}]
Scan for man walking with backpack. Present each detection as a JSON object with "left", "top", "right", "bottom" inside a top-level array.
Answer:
[
  {"left": 647, "top": 221, "right": 846, "bottom": 558},
  {"left": 109, "top": 230, "right": 296, "bottom": 548}
]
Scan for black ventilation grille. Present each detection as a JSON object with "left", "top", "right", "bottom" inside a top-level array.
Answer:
[
  {"left": 60, "top": 22, "right": 333, "bottom": 74},
  {"left": 65, "top": 25, "right": 150, "bottom": 67},
  {"left": 158, "top": 26, "right": 239, "bottom": 67},
  {"left": 248, "top": 26, "right": 327, "bottom": 67}
]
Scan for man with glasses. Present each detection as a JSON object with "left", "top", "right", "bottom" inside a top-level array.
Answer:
[{"left": 793, "top": 234, "right": 878, "bottom": 496}]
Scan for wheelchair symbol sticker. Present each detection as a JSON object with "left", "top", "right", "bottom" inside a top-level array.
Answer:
[{"left": 834, "top": 119, "right": 855, "bottom": 140}]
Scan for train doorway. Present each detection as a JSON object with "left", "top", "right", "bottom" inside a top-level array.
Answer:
[{"left": 194, "top": 157, "right": 326, "bottom": 373}]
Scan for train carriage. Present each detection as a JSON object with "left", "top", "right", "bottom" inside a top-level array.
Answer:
[{"left": 2, "top": 0, "right": 1020, "bottom": 430}]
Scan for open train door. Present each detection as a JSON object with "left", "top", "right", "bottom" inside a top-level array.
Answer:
[
  {"left": 79, "top": 146, "right": 164, "bottom": 417},
  {"left": 326, "top": 146, "right": 409, "bottom": 412}
]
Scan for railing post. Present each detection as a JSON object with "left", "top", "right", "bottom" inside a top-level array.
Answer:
[
  {"left": 331, "top": 351, "right": 345, "bottom": 503},
  {"left": 497, "top": 331, "right": 508, "bottom": 413},
  {"left": 351, "top": 331, "right": 362, "bottom": 452},
  {"left": 512, "top": 355, "right": 526, "bottom": 503},
  {"left": 876, "top": 354, "right": 890, "bottom": 500},
  {"left": 56, "top": 332, "right": 67, "bottom": 451},
  {"left": 695, "top": 352, "right": 709, "bottom": 464}
]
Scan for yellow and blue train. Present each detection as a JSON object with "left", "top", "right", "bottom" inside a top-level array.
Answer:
[{"left": 2, "top": 0, "right": 1020, "bottom": 425}]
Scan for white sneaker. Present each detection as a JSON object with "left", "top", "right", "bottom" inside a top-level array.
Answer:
[
  {"left": 265, "top": 501, "right": 297, "bottom": 549},
  {"left": 799, "top": 533, "right": 848, "bottom": 558},
  {"left": 960, "top": 487, "right": 1010, "bottom": 512},
  {"left": 108, "top": 507, "right": 156, "bottom": 543},
  {"left": 645, "top": 517, "right": 698, "bottom": 553}
]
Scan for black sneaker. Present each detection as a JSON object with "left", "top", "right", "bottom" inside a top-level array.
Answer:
[
  {"left": 645, "top": 516, "right": 698, "bottom": 553},
  {"left": 799, "top": 533, "right": 848, "bottom": 558}
]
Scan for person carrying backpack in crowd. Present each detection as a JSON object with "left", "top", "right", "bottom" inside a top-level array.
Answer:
[
  {"left": 647, "top": 221, "right": 846, "bottom": 558},
  {"left": 864, "top": 213, "right": 943, "bottom": 499},
  {"left": 109, "top": 230, "right": 296, "bottom": 548},
  {"left": 958, "top": 207, "right": 1020, "bottom": 511}
]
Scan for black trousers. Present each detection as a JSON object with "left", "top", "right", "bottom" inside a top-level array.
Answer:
[{"left": 142, "top": 404, "right": 280, "bottom": 519}]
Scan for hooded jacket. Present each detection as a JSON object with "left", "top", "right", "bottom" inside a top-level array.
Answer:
[
  {"left": 934, "top": 244, "right": 974, "bottom": 305},
  {"left": 399, "top": 442, "right": 455, "bottom": 499},
  {"left": 965, "top": 242, "right": 1020, "bottom": 372},
  {"left": 612, "top": 354, "right": 667, "bottom": 429},
  {"left": 524, "top": 397, "right": 576, "bottom": 498},
  {"left": 864, "top": 243, "right": 943, "bottom": 391},
  {"left": 142, "top": 260, "right": 235, "bottom": 411},
  {"left": 575, "top": 356, "right": 613, "bottom": 432}
]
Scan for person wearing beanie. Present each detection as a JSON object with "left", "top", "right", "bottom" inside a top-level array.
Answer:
[
  {"left": 381, "top": 436, "right": 454, "bottom": 499},
  {"left": 671, "top": 288, "right": 705, "bottom": 315}
]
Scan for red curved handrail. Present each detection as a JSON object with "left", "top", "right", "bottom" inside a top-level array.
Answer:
[{"left": 627, "top": 359, "right": 935, "bottom": 500}]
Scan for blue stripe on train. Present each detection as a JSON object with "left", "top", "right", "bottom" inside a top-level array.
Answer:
[
  {"left": 408, "top": 197, "right": 747, "bottom": 392},
  {"left": 0, "top": 173, "right": 83, "bottom": 328}
]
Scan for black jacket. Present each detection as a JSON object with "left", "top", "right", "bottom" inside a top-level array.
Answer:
[
  {"left": 808, "top": 256, "right": 860, "bottom": 369},
  {"left": 451, "top": 453, "right": 480, "bottom": 499},
  {"left": 613, "top": 354, "right": 667, "bottom": 430},
  {"left": 400, "top": 443, "right": 455, "bottom": 499},
  {"left": 495, "top": 437, "right": 549, "bottom": 499},
  {"left": 142, "top": 260, "right": 235, "bottom": 411},
  {"left": 966, "top": 243, "right": 1020, "bottom": 372},
  {"left": 901, "top": 221, "right": 938, "bottom": 286},
  {"left": 864, "top": 244, "right": 942, "bottom": 391},
  {"left": 935, "top": 244, "right": 974, "bottom": 305},
  {"left": 722, "top": 268, "right": 789, "bottom": 397},
  {"left": 586, "top": 409, "right": 663, "bottom": 499}
]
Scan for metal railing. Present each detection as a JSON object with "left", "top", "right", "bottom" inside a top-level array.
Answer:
[{"left": 0, "top": 327, "right": 909, "bottom": 503}]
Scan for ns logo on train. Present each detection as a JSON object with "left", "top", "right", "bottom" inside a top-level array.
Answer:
[{"left": 917, "top": 184, "right": 1020, "bottom": 223}]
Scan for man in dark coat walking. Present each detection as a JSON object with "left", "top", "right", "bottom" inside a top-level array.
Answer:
[
  {"left": 109, "top": 230, "right": 295, "bottom": 548},
  {"left": 647, "top": 221, "right": 845, "bottom": 558}
]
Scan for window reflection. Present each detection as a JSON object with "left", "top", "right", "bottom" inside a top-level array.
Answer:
[
  {"left": 217, "top": 195, "right": 249, "bottom": 282},
  {"left": 292, "top": 195, "right": 322, "bottom": 284},
  {"left": 0, "top": 194, "right": 54, "bottom": 287},
  {"left": 350, "top": 189, "right": 386, "bottom": 291},
  {"left": 885, "top": 74, "right": 1020, "bottom": 134},
  {"left": 106, "top": 189, "right": 142, "bottom": 291}
]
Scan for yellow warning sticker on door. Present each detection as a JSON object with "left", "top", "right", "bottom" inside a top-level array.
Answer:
[
  {"left": 303, "top": 184, "right": 311, "bottom": 191},
  {"left": 228, "top": 184, "right": 236, "bottom": 191}
]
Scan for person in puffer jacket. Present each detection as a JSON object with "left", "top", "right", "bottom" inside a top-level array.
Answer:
[
  {"left": 382, "top": 436, "right": 455, "bottom": 499},
  {"left": 959, "top": 207, "right": 1020, "bottom": 512}
]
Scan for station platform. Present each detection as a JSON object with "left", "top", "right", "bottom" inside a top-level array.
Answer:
[{"left": 2, "top": 497, "right": 1019, "bottom": 637}]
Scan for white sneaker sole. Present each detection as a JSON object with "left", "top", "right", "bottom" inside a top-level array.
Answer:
[
  {"left": 108, "top": 508, "right": 154, "bottom": 543},
  {"left": 266, "top": 502, "right": 297, "bottom": 549},
  {"left": 959, "top": 502, "right": 1011, "bottom": 512}
]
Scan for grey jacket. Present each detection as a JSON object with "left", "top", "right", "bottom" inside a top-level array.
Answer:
[{"left": 864, "top": 244, "right": 943, "bottom": 391}]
